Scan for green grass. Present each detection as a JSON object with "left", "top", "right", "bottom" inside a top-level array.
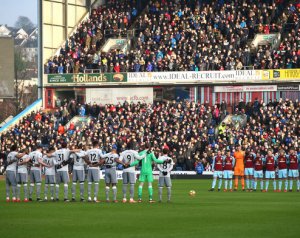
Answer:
[{"left": 0, "top": 179, "right": 300, "bottom": 238}]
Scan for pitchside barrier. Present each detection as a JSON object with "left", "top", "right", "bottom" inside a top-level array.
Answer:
[{"left": 99, "top": 171, "right": 213, "bottom": 180}]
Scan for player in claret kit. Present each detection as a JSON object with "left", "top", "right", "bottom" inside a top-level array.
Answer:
[
  {"left": 209, "top": 151, "right": 224, "bottom": 192},
  {"left": 223, "top": 150, "right": 235, "bottom": 192},
  {"left": 287, "top": 148, "right": 300, "bottom": 192},
  {"left": 29, "top": 145, "right": 50, "bottom": 201},
  {"left": 263, "top": 150, "right": 277, "bottom": 192},
  {"left": 244, "top": 150, "right": 255, "bottom": 192},
  {"left": 253, "top": 151, "right": 264, "bottom": 191},
  {"left": 275, "top": 150, "right": 288, "bottom": 192}
]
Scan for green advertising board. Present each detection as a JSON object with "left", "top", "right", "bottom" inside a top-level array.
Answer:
[{"left": 47, "top": 73, "right": 127, "bottom": 84}]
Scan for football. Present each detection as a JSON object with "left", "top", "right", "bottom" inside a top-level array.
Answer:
[{"left": 189, "top": 190, "right": 196, "bottom": 196}]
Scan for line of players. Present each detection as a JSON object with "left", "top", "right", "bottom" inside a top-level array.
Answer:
[
  {"left": 5, "top": 141, "right": 174, "bottom": 203},
  {"left": 209, "top": 148, "right": 300, "bottom": 192}
]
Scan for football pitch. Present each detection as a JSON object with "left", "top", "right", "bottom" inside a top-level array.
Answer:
[{"left": 1, "top": 179, "right": 300, "bottom": 238}]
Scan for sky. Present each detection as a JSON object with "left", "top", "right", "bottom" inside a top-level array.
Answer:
[{"left": 0, "top": 0, "right": 37, "bottom": 27}]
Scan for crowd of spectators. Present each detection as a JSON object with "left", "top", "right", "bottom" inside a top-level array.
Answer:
[
  {"left": 1, "top": 98, "right": 299, "bottom": 173},
  {"left": 45, "top": 0, "right": 300, "bottom": 74}
]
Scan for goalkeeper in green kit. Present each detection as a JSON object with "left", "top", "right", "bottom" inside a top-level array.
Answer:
[{"left": 128, "top": 143, "right": 166, "bottom": 203}]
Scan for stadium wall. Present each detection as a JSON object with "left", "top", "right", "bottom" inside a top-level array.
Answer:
[{"left": 0, "top": 99, "right": 43, "bottom": 135}]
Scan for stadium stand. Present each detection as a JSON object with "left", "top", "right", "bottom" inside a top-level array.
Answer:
[
  {"left": 45, "top": 0, "right": 300, "bottom": 73},
  {"left": 1, "top": 98, "right": 299, "bottom": 171}
]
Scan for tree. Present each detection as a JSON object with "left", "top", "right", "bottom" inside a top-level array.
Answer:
[{"left": 14, "top": 16, "right": 35, "bottom": 32}]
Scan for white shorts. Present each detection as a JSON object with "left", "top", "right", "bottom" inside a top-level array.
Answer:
[
  {"left": 265, "top": 171, "right": 275, "bottom": 179},
  {"left": 254, "top": 170, "right": 263, "bottom": 179},
  {"left": 288, "top": 169, "right": 299, "bottom": 178},
  {"left": 223, "top": 170, "right": 233, "bottom": 179},
  {"left": 245, "top": 168, "right": 254, "bottom": 176},
  {"left": 278, "top": 169, "right": 287, "bottom": 179},
  {"left": 213, "top": 171, "right": 223, "bottom": 178}
]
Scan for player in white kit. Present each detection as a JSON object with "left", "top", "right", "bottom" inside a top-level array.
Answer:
[
  {"left": 29, "top": 145, "right": 49, "bottom": 201},
  {"left": 120, "top": 142, "right": 145, "bottom": 203},
  {"left": 70, "top": 144, "right": 87, "bottom": 202},
  {"left": 16, "top": 148, "right": 31, "bottom": 202},
  {"left": 5, "top": 145, "right": 25, "bottom": 202},
  {"left": 157, "top": 148, "right": 174, "bottom": 202},
  {"left": 101, "top": 145, "right": 126, "bottom": 203},
  {"left": 43, "top": 147, "right": 57, "bottom": 201},
  {"left": 85, "top": 141, "right": 103, "bottom": 202}
]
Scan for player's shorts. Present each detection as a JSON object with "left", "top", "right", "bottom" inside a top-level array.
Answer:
[
  {"left": 45, "top": 175, "right": 56, "bottom": 184},
  {"left": 213, "top": 171, "right": 223, "bottom": 178},
  {"left": 254, "top": 170, "right": 263, "bottom": 179},
  {"left": 139, "top": 173, "right": 153, "bottom": 183},
  {"left": 244, "top": 168, "right": 254, "bottom": 176},
  {"left": 223, "top": 170, "right": 233, "bottom": 179},
  {"left": 30, "top": 170, "right": 42, "bottom": 183},
  {"left": 278, "top": 169, "right": 288, "bottom": 179},
  {"left": 56, "top": 171, "right": 69, "bottom": 184},
  {"left": 234, "top": 167, "right": 244, "bottom": 176},
  {"left": 265, "top": 171, "right": 275, "bottom": 179},
  {"left": 17, "top": 173, "right": 28, "bottom": 184},
  {"left": 122, "top": 172, "right": 136, "bottom": 184},
  {"left": 73, "top": 169, "right": 85, "bottom": 182},
  {"left": 105, "top": 168, "right": 117, "bottom": 184},
  {"left": 158, "top": 176, "right": 172, "bottom": 187},
  {"left": 87, "top": 169, "right": 100, "bottom": 183},
  {"left": 288, "top": 169, "right": 299, "bottom": 178},
  {"left": 6, "top": 171, "right": 17, "bottom": 186}
]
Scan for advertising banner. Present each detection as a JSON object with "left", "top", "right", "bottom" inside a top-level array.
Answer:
[
  {"left": 47, "top": 73, "right": 127, "bottom": 84},
  {"left": 214, "top": 85, "right": 277, "bottom": 92},
  {"left": 262, "top": 69, "right": 300, "bottom": 80},
  {"left": 86, "top": 88, "right": 153, "bottom": 105},
  {"left": 277, "top": 85, "right": 300, "bottom": 91}
]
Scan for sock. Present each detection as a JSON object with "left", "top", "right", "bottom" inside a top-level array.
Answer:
[
  {"left": 252, "top": 179, "right": 255, "bottom": 189},
  {"left": 229, "top": 180, "right": 233, "bottom": 189},
  {"left": 278, "top": 180, "right": 282, "bottom": 190},
  {"left": 122, "top": 184, "right": 127, "bottom": 199},
  {"left": 64, "top": 184, "right": 68, "bottom": 199},
  {"left": 6, "top": 183, "right": 10, "bottom": 198},
  {"left": 234, "top": 177, "right": 238, "bottom": 189},
  {"left": 212, "top": 178, "right": 217, "bottom": 189},
  {"left": 138, "top": 186, "right": 143, "bottom": 199},
  {"left": 246, "top": 179, "right": 249, "bottom": 189},
  {"left": 158, "top": 187, "right": 163, "bottom": 201},
  {"left": 297, "top": 180, "right": 300, "bottom": 190},
  {"left": 254, "top": 180, "right": 257, "bottom": 190},
  {"left": 24, "top": 184, "right": 28, "bottom": 199},
  {"left": 112, "top": 186, "right": 117, "bottom": 201},
  {"left": 148, "top": 186, "right": 153, "bottom": 200},
  {"left": 94, "top": 183, "right": 99, "bottom": 199},
  {"left": 224, "top": 180, "right": 228, "bottom": 189},
  {"left": 273, "top": 180, "right": 276, "bottom": 190},
  {"left": 167, "top": 187, "right": 171, "bottom": 201},
  {"left": 88, "top": 183, "right": 92, "bottom": 197},
  {"left": 72, "top": 183, "right": 76, "bottom": 198},
  {"left": 265, "top": 180, "right": 269, "bottom": 191},
  {"left": 12, "top": 186, "right": 16, "bottom": 198},
  {"left": 289, "top": 180, "right": 293, "bottom": 190},
  {"left": 105, "top": 186, "right": 110, "bottom": 201},
  {"left": 16, "top": 184, "right": 21, "bottom": 199},
  {"left": 284, "top": 180, "right": 288, "bottom": 190},
  {"left": 50, "top": 184, "right": 54, "bottom": 198},
  {"left": 130, "top": 184, "right": 135, "bottom": 199},
  {"left": 218, "top": 179, "right": 222, "bottom": 189},
  {"left": 44, "top": 184, "right": 49, "bottom": 198},
  {"left": 55, "top": 184, "right": 60, "bottom": 199},
  {"left": 241, "top": 177, "right": 245, "bottom": 189},
  {"left": 80, "top": 183, "right": 84, "bottom": 198},
  {"left": 36, "top": 183, "right": 41, "bottom": 199},
  {"left": 260, "top": 180, "right": 264, "bottom": 190},
  {"left": 29, "top": 183, "right": 34, "bottom": 198}
]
